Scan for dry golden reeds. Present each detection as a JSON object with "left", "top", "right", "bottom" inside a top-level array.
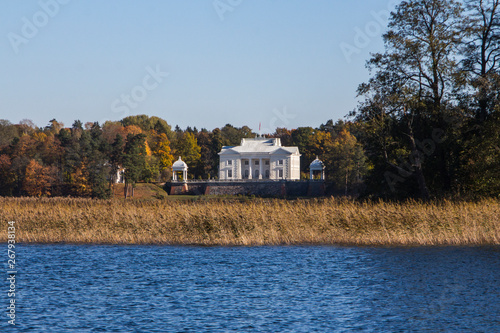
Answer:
[{"left": 0, "top": 197, "right": 498, "bottom": 246}]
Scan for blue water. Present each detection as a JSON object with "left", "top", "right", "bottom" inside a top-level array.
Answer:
[{"left": 2, "top": 245, "right": 500, "bottom": 332}]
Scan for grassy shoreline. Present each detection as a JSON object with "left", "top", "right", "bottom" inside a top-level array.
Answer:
[{"left": 0, "top": 197, "right": 499, "bottom": 246}]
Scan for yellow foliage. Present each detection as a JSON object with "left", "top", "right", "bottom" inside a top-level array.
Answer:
[
  {"left": 145, "top": 141, "right": 152, "bottom": 156},
  {"left": 32, "top": 132, "right": 47, "bottom": 144},
  {"left": 151, "top": 132, "right": 173, "bottom": 169},
  {"left": 22, "top": 160, "right": 57, "bottom": 197},
  {"left": 123, "top": 125, "right": 143, "bottom": 136}
]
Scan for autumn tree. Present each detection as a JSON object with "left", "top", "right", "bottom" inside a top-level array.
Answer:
[
  {"left": 45, "top": 119, "right": 64, "bottom": 135},
  {"left": 308, "top": 131, "right": 333, "bottom": 159},
  {"left": 149, "top": 131, "right": 173, "bottom": 180},
  {"left": 220, "top": 124, "right": 254, "bottom": 146},
  {"left": 273, "top": 128, "right": 293, "bottom": 146},
  {"left": 356, "top": 0, "right": 465, "bottom": 198},
  {"left": 11, "top": 134, "right": 37, "bottom": 160},
  {"left": 18, "top": 119, "right": 36, "bottom": 136},
  {"left": 39, "top": 133, "right": 63, "bottom": 167},
  {"left": 325, "top": 129, "right": 367, "bottom": 195},
  {"left": 102, "top": 121, "right": 126, "bottom": 144},
  {"left": 172, "top": 132, "right": 201, "bottom": 178},
  {"left": 22, "top": 159, "right": 57, "bottom": 197},
  {"left": 0, "top": 154, "right": 15, "bottom": 196},
  {"left": 121, "top": 115, "right": 173, "bottom": 140}
]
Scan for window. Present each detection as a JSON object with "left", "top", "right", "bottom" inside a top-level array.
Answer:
[
  {"left": 254, "top": 170, "right": 259, "bottom": 178},
  {"left": 227, "top": 170, "right": 232, "bottom": 178},
  {"left": 227, "top": 160, "right": 232, "bottom": 166},
  {"left": 277, "top": 159, "right": 283, "bottom": 165},
  {"left": 244, "top": 170, "right": 249, "bottom": 178},
  {"left": 244, "top": 161, "right": 249, "bottom": 165},
  {"left": 255, "top": 160, "right": 259, "bottom": 165},
  {"left": 278, "top": 169, "right": 283, "bottom": 178},
  {"left": 265, "top": 160, "right": 269, "bottom": 165},
  {"left": 265, "top": 170, "right": 270, "bottom": 178}
]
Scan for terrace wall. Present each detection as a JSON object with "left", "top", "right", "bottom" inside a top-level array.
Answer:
[{"left": 165, "top": 181, "right": 324, "bottom": 197}]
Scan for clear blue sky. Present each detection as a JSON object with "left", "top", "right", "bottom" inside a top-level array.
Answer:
[{"left": 1, "top": 0, "right": 398, "bottom": 133}]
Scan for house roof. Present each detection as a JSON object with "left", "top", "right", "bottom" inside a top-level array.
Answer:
[{"left": 219, "top": 138, "right": 300, "bottom": 156}]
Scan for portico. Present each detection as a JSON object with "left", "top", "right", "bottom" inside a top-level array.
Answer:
[{"left": 240, "top": 158, "right": 271, "bottom": 179}]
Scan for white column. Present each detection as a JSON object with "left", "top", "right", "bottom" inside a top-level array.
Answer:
[
  {"left": 183, "top": 169, "right": 187, "bottom": 181},
  {"left": 310, "top": 170, "right": 313, "bottom": 180},
  {"left": 259, "top": 158, "right": 262, "bottom": 179},
  {"left": 248, "top": 159, "right": 252, "bottom": 179},
  {"left": 283, "top": 158, "right": 292, "bottom": 179},
  {"left": 238, "top": 159, "right": 241, "bottom": 180}
]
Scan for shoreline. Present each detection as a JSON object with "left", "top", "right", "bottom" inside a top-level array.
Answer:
[
  {"left": 7, "top": 241, "right": 500, "bottom": 249},
  {"left": 1, "top": 197, "right": 499, "bottom": 246}
]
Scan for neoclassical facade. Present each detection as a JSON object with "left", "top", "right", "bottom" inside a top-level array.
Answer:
[{"left": 218, "top": 138, "right": 301, "bottom": 180}]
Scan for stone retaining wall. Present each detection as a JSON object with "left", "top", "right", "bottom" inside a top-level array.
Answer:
[{"left": 165, "top": 181, "right": 325, "bottom": 197}]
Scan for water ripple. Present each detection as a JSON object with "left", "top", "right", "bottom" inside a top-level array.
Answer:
[{"left": 2, "top": 245, "right": 499, "bottom": 332}]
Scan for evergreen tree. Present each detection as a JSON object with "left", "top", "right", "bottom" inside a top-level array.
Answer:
[
  {"left": 123, "top": 133, "right": 147, "bottom": 197},
  {"left": 110, "top": 134, "right": 124, "bottom": 185}
]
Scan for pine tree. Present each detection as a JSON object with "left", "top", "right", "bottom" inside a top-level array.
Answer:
[{"left": 123, "top": 133, "right": 147, "bottom": 197}]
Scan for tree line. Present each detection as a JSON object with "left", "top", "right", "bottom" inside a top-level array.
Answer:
[
  {"left": 0, "top": 115, "right": 366, "bottom": 198},
  {"left": 1, "top": 0, "right": 499, "bottom": 199},
  {"left": 353, "top": 0, "right": 500, "bottom": 198}
]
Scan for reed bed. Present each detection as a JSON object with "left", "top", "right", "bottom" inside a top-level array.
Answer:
[{"left": 0, "top": 197, "right": 499, "bottom": 246}]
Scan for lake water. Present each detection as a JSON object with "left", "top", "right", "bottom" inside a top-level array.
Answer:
[{"left": 3, "top": 245, "right": 500, "bottom": 332}]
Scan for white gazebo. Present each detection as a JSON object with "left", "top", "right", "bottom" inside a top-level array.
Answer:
[
  {"left": 172, "top": 157, "right": 188, "bottom": 182},
  {"left": 309, "top": 156, "right": 325, "bottom": 180}
]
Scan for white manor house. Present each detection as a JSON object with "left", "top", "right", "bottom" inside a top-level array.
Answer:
[{"left": 218, "top": 137, "right": 301, "bottom": 180}]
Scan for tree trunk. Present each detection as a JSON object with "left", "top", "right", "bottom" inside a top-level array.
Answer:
[
  {"left": 345, "top": 169, "right": 348, "bottom": 196},
  {"left": 408, "top": 123, "right": 430, "bottom": 199}
]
